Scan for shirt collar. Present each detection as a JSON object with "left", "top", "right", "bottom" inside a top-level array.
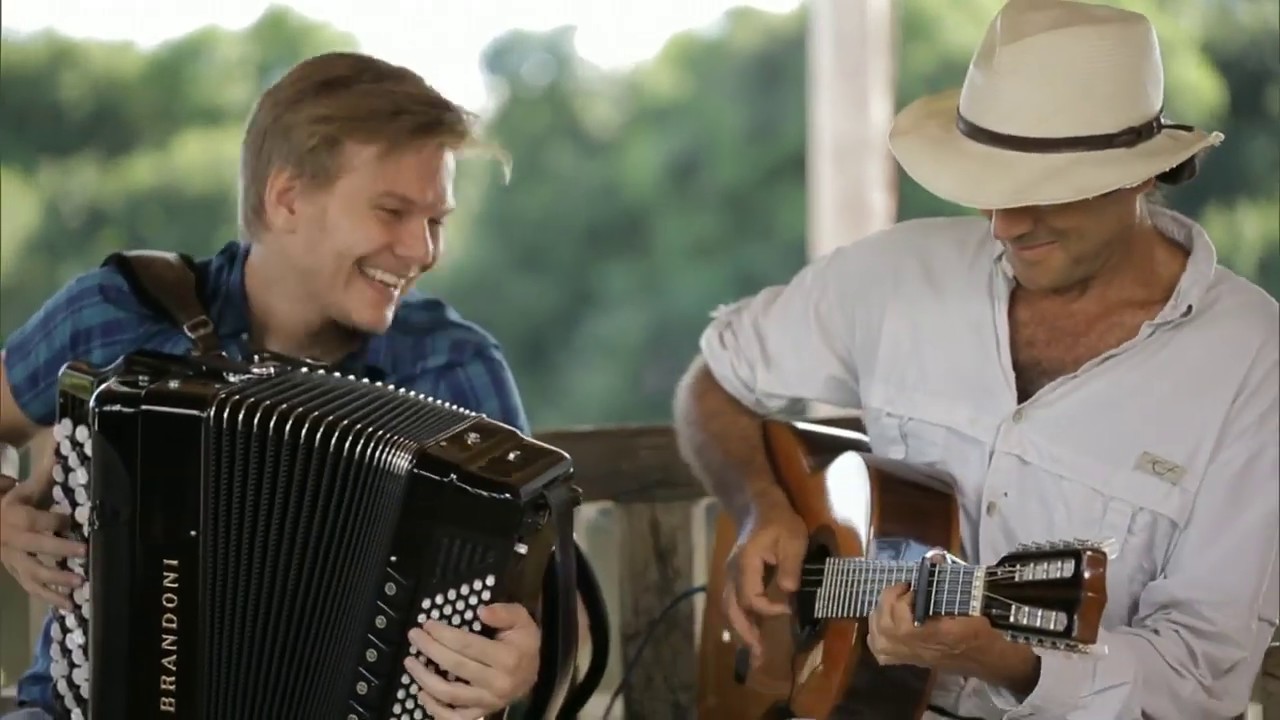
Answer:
[
  {"left": 990, "top": 205, "right": 1218, "bottom": 321},
  {"left": 206, "top": 240, "right": 392, "bottom": 380}
]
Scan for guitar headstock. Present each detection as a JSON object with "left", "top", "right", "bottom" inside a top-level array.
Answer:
[{"left": 978, "top": 538, "right": 1111, "bottom": 654}]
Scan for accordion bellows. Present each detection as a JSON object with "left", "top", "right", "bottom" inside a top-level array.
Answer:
[{"left": 48, "top": 350, "right": 577, "bottom": 720}]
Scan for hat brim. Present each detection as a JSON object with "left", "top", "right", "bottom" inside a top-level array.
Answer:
[{"left": 888, "top": 89, "right": 1224, "bottom": 209}]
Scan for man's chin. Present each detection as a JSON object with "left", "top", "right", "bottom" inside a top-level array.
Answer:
[{"left": 340, "top": 310, "right": 396, "bottom": 338}]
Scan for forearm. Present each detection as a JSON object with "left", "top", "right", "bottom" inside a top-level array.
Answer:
[{"left": 672, "top": 356, "right": 789, "bottom": 523}]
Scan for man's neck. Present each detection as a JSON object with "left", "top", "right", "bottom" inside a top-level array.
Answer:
[
  {"left": 1021, "top": 223, "right": 1187, "bottom": 310},
  {"left": 242, "top": 244, "right": 360, "bottom": 364}
]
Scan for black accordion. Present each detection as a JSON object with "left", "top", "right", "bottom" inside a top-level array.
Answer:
[{"left": 46, "top": 349, "right": 582, "bottom": 720}]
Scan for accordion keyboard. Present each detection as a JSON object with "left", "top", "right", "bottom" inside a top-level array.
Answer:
[{"left": 49, "top": 411, "right": 93, "bottom": 720}]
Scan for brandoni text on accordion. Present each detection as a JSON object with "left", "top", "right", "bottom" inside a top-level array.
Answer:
[{"left": 45, "top": 349, "right": 582, "bottom": 720}]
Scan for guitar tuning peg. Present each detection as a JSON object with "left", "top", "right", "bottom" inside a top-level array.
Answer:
[{"left": 1072, "top": 537, "right": 1119, "bottom": 559}]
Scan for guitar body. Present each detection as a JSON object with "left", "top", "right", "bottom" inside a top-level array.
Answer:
[{"left": 697, "top": 419, "right": 964, "bottom": 719}]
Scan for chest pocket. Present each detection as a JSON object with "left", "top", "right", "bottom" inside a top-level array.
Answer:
[
  {"left": 861, "top": 389, "right": 999, "bottom": 469},
  {"left": 1018, "top": 432, "right": 1201, "bottom": 620}
]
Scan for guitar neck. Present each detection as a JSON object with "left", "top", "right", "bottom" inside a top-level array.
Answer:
[{"left": 811, "top": 558, "right": 985, "bottom": 620}]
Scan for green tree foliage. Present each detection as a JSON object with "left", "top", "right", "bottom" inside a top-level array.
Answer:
[
  {"left": 0, "top": 2, "right": 1275, "bottom": 432},
  {"left": 0, "top": 9, "right": 357, "bottom": 334}
]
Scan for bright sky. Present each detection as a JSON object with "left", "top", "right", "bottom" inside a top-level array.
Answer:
[{"left": 0, "top": 0, "right": 804, "bottom": 111}]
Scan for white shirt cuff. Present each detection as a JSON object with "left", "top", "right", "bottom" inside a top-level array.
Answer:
[{"left": 986, "top": 646, "right": 1101, "bottom": 718}]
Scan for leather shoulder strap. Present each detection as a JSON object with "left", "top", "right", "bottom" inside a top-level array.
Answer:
[{"left": 102, "top": 250, "right": 221, "bottom": 356}]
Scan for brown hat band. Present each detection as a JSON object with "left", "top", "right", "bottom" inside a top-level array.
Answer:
[{"left": 956, "top": 107, "right": 1195, "bottom": 154}]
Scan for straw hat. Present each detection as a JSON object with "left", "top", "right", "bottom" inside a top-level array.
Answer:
[{"left": 888, "top": 0, "right": 1224, "bottom": 210}]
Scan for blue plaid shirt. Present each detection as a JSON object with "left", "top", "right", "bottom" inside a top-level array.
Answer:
[{"left": 3, "top": 240, "right": 529, "bottom": 713}]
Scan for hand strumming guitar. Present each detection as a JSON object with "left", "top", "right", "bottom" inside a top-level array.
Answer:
[{"left": 722, "top": 500, "right": 808, "bottom": 668}]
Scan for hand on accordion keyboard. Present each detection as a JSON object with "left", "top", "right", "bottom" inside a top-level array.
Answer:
[
  {"left": 0, "top": 460, "right": 86, "bottom": 610},
  {"left": 403, "top": 602, "right": 541, "bottom": 720}
]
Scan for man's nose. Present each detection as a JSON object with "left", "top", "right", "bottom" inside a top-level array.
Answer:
[
  {"left": 988, "top": 207, "right": 1037, "bottom": 242},
  {"left": 392, "top": 221, "right": 435, "bottom": 265}
]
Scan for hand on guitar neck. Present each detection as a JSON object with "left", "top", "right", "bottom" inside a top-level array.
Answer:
[{"left": 867, "top": 559, "right": 1041, "bottom": 699}]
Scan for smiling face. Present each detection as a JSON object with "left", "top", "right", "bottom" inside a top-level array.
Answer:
[
  {"left": 983, "top": 181, "right": 1154, "bottom": 293},
  {"left": 263, "top": 140, "right": 456, "bottom": 335}
]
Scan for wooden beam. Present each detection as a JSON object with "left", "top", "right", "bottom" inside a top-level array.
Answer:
[{"left": 534, "top": 415, "right": 864, "bottom": 504}]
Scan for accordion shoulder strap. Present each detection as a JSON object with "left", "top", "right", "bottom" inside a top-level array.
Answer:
[{"left": 102, "top": 250, "right": 221, "bottom": 356}]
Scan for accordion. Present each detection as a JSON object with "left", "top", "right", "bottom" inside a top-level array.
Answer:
[{"left": 46, "top": 349, "right": 582, "bottom": 720}]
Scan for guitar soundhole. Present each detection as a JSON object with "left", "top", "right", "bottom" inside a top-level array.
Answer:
[{"left": 792, "top": 542, "right": 830, "bottom": 646}]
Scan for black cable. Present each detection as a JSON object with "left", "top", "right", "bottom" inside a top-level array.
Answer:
[
  {"left": 556, "top": 542, "right": 611, "bottom": 718},
  {"left": 602, "top": 584, "right": 708, "bottom": 719}
]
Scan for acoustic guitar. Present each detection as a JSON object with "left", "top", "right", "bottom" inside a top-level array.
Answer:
[{"left": 695, "top": 419, "right": 1110, "bottom": 719}]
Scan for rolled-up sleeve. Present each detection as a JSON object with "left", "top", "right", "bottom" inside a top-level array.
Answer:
[
  {"left": 990, "top": 346, "right": 1280, "bottom": 719},
  {"left": 698, "top": 243, "right": 878, "bottom": 415}
]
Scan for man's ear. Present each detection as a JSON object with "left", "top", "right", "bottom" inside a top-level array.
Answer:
[
  {"left": 1130, "top": 176, "right": 1158, "bottom": 195},
  {"left": 263, "top": 168, "right": 302, "bottom": 234}
]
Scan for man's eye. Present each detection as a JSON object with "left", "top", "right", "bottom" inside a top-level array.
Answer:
[{"left": 379, "top": 207, "right": 405, "bottom": 219}]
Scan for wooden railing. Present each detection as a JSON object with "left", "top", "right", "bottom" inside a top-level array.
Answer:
[{"left": 4, "top": 413, "right": 1276, "bottom": 718}]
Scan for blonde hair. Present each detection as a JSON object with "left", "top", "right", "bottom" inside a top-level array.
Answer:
[{"left": 237, "top": 51, "right": 506, "bottom": 240}]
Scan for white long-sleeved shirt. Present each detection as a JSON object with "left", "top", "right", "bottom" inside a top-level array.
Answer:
[{"left": 698, "top": 206, "right": 1279, "bottom": 720}]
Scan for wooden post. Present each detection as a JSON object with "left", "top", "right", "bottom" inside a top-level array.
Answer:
[
  {"left": 1, "top": 441, "right": 29, "bottom": 694},
  {"left": 806, "top": 0, "right": 899, "bottom": 260},
  {"left": 616, "top": 500, "right": 700, "bottom": 718},
  {"left": 805, "top": 0, "right": 899, "bottom": 419}
]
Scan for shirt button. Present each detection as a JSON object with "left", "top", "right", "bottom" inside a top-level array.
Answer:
[
  {"left": 1012, "top": 408, "right": 1025, "bottom": 423},
  {"left": 986, "top": 500, "right": 998, "bottom": 516}
]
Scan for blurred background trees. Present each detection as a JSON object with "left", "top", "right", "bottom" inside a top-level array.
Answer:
[{"left": 2, "top": 1, "right": 1276, "bottom": 430}]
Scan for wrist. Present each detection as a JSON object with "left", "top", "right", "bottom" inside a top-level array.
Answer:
[
  {"left": 747, "top": 484, "right": 792, "bottom": 518},
  {"left": 966, "top": 636, "right": 1040, "bottom": 699}
]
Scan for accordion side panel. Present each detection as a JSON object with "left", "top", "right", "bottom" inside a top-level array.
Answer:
[{"left": 133, "top": 377, "right": 225, "bottom": 717}]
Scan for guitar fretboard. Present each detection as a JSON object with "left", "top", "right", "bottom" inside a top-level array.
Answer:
[{"left": 810, "top": 558, "right": 985, "bottom": 619}]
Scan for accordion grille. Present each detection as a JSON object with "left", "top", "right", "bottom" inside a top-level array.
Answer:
[{"left": 201, "top": 370, "right": 476, "bottom": 720}]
